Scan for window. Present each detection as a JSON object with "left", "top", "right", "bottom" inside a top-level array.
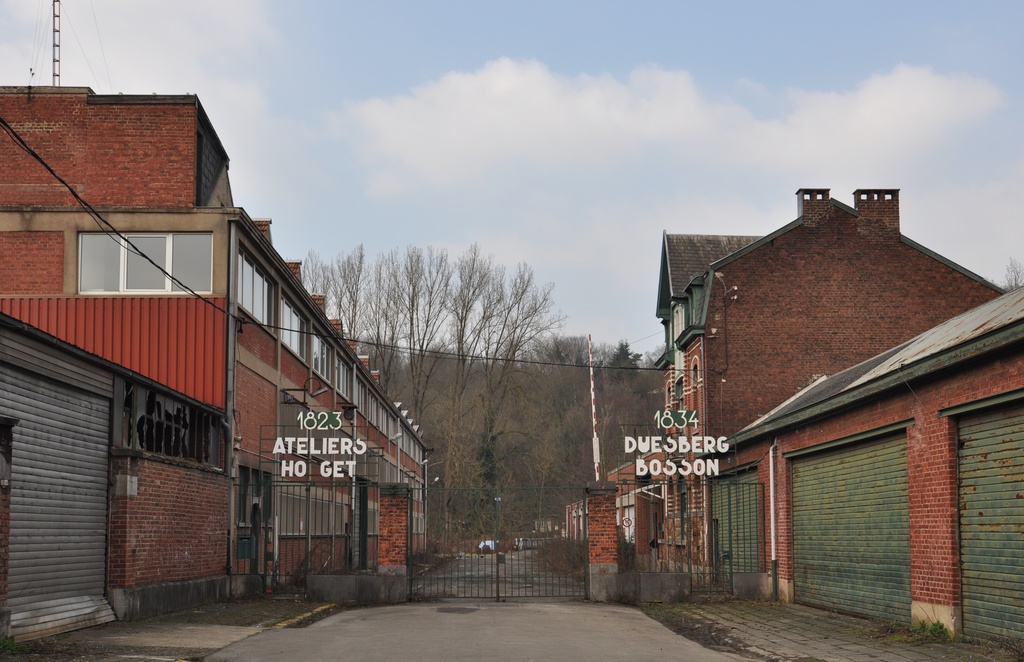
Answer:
[
  {"left": 238, "top": 252, "right": 271, "bottom": 324},
  {"left": 672, "top": 300, "right": 687, "bottom": 338},
  {"left": 118, "top": 381, "right": 223, "bottom": 467},
  {"left": 336, "top": 359, "right": 351, "bottom": 398},
  {"left": 80, "top": 233, "right": 212, "bottom": 293},
  {"left": 312, "top": 335, "right": 331, "bottom": 380},
  {"left": 281, "top": 297, "right": 307, "bottom": 358}
]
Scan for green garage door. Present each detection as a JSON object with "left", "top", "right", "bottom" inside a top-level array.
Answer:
[
  {"left": 712, "top": 470, "right": 763, "bottom": 574},
  {"left": 791, "top": 435, "right": 911, "bottom": 623},
  {"left": 958, "top": 403, "right": 1024, "bottom": 639}
]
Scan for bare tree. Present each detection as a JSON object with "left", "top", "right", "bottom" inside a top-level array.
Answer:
[
  {"left": 1003, "top": 257, "right": 1024, "bottom": 291},
  {"left": 398, "top": 245, "right": 453, "bottom": 416},
  {"left": 334, "top": 245, "right": 367, "bottom": 341}
]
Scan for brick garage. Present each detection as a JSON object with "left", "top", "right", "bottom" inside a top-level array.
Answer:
[{"left": 726, "top": 289, "right": 1024, "bottom": 637}]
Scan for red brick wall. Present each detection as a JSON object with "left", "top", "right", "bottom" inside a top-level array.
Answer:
[
  {"left": 273, "top": 536, "right": 350, "bottom": 577},
  {"left": 702, "top": 200, "right": 998, "bottom": 438},
  {"left": 235, "top": 364, "right": 277, "bottom": 463},
  {"left": 0, "top": 89, "right": 198, "bottom": 208},
  {"left": 736, "top": 344, "right": 1024, "bottom": 609},
  {"left": 0, "top": 232, "right": 63, "bottom": 294},
  {"left": 238, "top": 318, "right": 277, "bottom": 369},
  {"left": 587, "top": 485, "right": 618, "bottom": 565},
  {"left": 108, "top": 455, "right": 230, "bottom": 589},
  {"left": 378, "top": 488, "right": 409, "bottom": 568},
  {"left": 281, "top": 348, "right": 308, "bottom": 391}
]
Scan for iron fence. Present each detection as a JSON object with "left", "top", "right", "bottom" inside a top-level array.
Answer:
[
  {"left": 612, "top": 477, "right": 764, "bottom": 593},
  {"left": 233, "top": 476, "right": 378, "bottom": 592},
  {"left": 412, "top": 486, "right": 588, "bottom": 600}
]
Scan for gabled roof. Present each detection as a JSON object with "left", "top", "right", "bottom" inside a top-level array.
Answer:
[
  {"left": 658, "top": 233, "right": 760, "bottom": 316},
  {"left": 734, "top": 287, "right": 1024, "bottom": 442},
  {"left": 665, "top": 233, "right": 761, "bottom": 296}
]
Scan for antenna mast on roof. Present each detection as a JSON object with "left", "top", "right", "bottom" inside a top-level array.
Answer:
[{"left": 52, "top": 0, "right": 61, "bottom": 86}]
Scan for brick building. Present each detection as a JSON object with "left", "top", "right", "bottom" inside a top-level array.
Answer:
[
  {"left": 621, "top": 188, "right": 1003, "bottom": 581},
  {"left": 0, "top": 310, "right": 227, "bottom": 639},
  {"left": 0, "top": 86, "right": 426, "bottom": 634},
  {"left": 657, "top": 188, "right": 1000, "bottom": 438},
  {"left": 728, "top": 288, "right": 1024, "bottom": 639}
]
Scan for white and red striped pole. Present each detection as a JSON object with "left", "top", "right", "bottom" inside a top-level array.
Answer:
[{"left": 589, "top": 334, "right": 601, "bottom": 481}]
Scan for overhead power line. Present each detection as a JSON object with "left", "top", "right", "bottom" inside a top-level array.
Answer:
[{"left": 0, "top": 111, "right": 662, "bottom": 374}]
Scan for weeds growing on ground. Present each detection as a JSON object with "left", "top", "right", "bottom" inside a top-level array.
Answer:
[{"left": 0, "top": 637, "right": 25, "bottom": 654}]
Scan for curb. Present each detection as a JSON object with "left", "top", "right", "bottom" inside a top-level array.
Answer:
[{"left": 271, "top": 604, "right": 337, "bottom": 629}]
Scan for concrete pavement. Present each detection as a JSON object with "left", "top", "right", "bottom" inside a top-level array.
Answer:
[
  {"left": 205, "top": 601, "right": 742, "bottom": 662},
  {"left": 15, "top": 597, "right": 1018, "bottom": 661}
]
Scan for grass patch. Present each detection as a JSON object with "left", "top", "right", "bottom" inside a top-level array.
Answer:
[{"left": 0, "top": 637, "right": 25, "bottom": 655}]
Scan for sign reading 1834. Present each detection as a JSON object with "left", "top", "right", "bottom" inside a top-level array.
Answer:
[{"left": 623, "top": 410, "right": 729, "bottom": 478}]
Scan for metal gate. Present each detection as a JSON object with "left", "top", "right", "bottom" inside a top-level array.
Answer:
[
  {"left": 234, "top": 475, "right": 379, "bottom": 592},
  {"left": 412, "top": 487, "right": 588, "bottom": 600},
  {"left": 616, "top": 477, "right": 764, "bottom": 594}
]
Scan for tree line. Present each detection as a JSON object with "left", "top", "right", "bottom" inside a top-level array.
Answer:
[{"left": 302, "top": 244, "right": 663, "bottom": 491}]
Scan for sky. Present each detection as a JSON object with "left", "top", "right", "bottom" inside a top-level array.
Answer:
[{"left": 1, "top": 1, "right": 1022, "bottom": 356}]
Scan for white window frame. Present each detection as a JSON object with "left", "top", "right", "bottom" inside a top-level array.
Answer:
[
  {"left": 237, "top": 252, "right": 272, "bottom": 325},
  {"left": 281, "top": 297, "right": 307, "bottom": 359},
  {"left": 80, "top": 233, "right": 213, "bottom": 294},
  {"left": 336, "top": 358, "right": 352, "bottom": 398},
  {"left": 312, "top": 335, "right": 331, "bottom": 381}
]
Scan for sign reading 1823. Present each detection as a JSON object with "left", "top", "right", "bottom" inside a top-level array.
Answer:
[
  {"left": 623, "top": 410, "right": 729, "bottom": 478},
  {"left": 271, "top": 411, "right": 368, "bottom": 478}
]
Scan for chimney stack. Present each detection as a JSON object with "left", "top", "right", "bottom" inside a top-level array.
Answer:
[
  {"left": 853, "top": 189, "right": 900, "bottom": 236},
  {"left": 796, "top": 188, "right": 830, "bottom": 226}
]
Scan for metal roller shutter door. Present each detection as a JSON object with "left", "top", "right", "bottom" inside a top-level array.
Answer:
[
  {"left": 2, "top": 369, "right": 115, "bottom": 640},
  {"left": 791, "top": 435, "right": 911, "bottom": 623},
  {"left": 958, "top": 403, "right": 1024, "bottom": 639}
]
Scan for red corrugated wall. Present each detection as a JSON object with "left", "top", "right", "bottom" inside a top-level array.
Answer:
[{"left": 0, "top": 296, "right": 227, "bottom": 409}]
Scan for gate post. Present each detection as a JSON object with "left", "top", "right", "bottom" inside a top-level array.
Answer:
[
  {"left": 379, "top": 483, "right": 411, "bottom": 577},
  {"left": 587, "top": 481, "right": 618, "bottom": 602}
]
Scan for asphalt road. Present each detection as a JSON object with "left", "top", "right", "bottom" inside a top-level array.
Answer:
[{"left": 204, "top": 601, "right": 742, "bottom": 662}]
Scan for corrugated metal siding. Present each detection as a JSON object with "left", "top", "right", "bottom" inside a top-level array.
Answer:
[
  {"left": 0, "top": 326, "right": 113, "bottom": 398},
  {"left": 0, "top": 296, "right": 226, "bottom": 408},
  {"left": 792, "top": 435, "right": 911, "bottom": 623},
  {"left": 1, "top": 366, "right": 115, "bottom": 640},
  {"left": 958, "top": 403, "right": 1024, "bottom": 639}
]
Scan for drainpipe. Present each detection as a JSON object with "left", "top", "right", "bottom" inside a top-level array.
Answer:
[
  {"left": 225, "top": 220, "right": 239, "bottom": 580},
  {"left": 701, "top": 335, "right": 710, "bottom": 568},
  {"left": 770, "top": 437, "right": 778, "bottom": 601}
]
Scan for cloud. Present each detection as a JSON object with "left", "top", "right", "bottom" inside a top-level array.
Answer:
[{"left": 340, "top": 60, "right": 1003, "bottom": 196}]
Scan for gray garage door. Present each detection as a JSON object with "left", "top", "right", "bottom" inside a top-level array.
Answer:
[
  {"left": 791, "top": 435, "right": 911, "bottom": 623},
  {"left": 2, "top": 368, "right": 115, "bottom": 640},
  {"left": 958, "top": 403, "right": 1024, "bottom": 639}
]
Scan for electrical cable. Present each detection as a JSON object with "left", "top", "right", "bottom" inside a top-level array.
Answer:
[{"left": 0, "top": 111, "right": 662, "bottom": 373}]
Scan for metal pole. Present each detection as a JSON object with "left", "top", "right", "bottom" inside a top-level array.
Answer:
[
  {"left": 52, "top": 0, "right": 60, "bottom": 86},
  {"left": 589, "top": 334, "right": 601, "bottom": 481},
  {"left": 494, "top": 495, "right": 501, "bottom": 602}
]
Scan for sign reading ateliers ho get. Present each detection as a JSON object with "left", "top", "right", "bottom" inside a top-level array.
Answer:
[
  {"left": 273, "top": 411, "right": 368, "bottom": 478},
  {"left": 624, "top": 410, "right": 729, "bottom": 477}
]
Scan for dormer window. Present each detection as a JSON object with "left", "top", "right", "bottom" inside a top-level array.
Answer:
[{"left": 673, "top": 300, "right": 688, "bottom": 338}]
